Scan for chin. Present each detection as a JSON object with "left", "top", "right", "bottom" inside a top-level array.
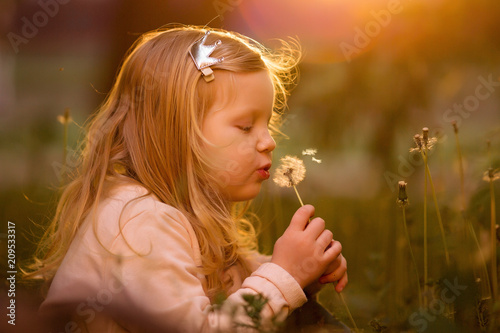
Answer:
[{"left": 224, "top": 184, "right": 262, "bottom": 202}]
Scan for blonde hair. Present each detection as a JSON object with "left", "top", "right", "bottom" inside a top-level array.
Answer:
[{"left": 24, "top": 25, "right": 300, "bottom": 298}]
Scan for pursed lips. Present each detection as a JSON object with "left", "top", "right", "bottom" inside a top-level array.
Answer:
[{"left": 256, "top": 163, "right": 272, "bottom": 179}]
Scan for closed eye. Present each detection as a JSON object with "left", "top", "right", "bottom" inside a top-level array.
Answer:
[{"left": 239, "top": 126, "right": 252, "bottom": 133}]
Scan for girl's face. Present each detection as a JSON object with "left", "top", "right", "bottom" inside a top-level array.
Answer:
[{"left": 201, "top": 70, "right": 276, "bottom": 202}]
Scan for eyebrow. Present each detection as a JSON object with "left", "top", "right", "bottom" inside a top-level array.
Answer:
[{"left": 231, "top": 106, "right": 273, "bottom": 120}]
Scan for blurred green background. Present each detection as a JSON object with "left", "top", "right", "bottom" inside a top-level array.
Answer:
[{"left": 1, "top": 0, "right": 500, "bottom": 331}]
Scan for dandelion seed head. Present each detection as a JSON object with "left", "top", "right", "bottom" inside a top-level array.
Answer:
[
  {"left": 414, "top": 134, "right": 422, "bottom": 144},
  {"left": 57, "top": 108, "right": 72, "bottom": 125},
  {"left": 422, "top": 127, "right": 429, "bottom": 145},
  {"left": 427, "top": 137, "right": 438, "bottom": 150},
  {"left": 397, "top": 181, "right": 409, "bottom": 207},
  {"left": 483, "top": 167, "right": 500, "bottom": 182},
  {"left": 302, "top": 148, "right": 317, "bottom": 156},
  {"left": 410, "top": 131, "right": 438, "bottom": 153},
  {"left": 273, "top": 155, "right": 306, "bottom": 187},
  {"left": 410, "top": 134, "right": 422, "bottom": 153}
]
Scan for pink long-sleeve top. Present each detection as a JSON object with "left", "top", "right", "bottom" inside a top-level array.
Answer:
[{"left": 39, "top": 181, "right": 307, "bottom": 332}]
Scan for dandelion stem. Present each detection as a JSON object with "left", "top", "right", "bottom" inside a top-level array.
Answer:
[
  {"left": 338, "top": 291, "right": 359, "bottom": 333},
  {"left": 454, "top": 125, "right": 491, "bottom": 301},
  {"left": 60, "top": 108, "right": 70, "bottom": 187},
  {"left": 292, "top": 185, "right": 305, "bottom": 207},
  {"left": 63, "top": 121, "right": 68, "bottom": 170},
  {"left": 489, "top": 178, "right": 497, "bottom": 302},
  {"left": 402, "top": 206, "right": 423, "bottom": 308},
  {"left": 467, "top": 220, "right": 492, "bottom": 297},
  {"left": 488, "top": 141, "right": 498, "bottom": 302},
  {"left": 422, "top": 149, "right": 429, "bottom": 307},
  {"left": 424, "top": 162, "right": 450, "bottom": 266},
  {"left": 452, "top": 124, "right": 466, "bottom": 211}
]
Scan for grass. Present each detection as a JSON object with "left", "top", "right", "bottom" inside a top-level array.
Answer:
[{"left": 11, "top": 110, "right": 500, "bottom": 333}]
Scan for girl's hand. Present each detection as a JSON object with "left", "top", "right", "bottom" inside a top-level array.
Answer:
[
  {"left": 319, "top": 251, "right": 348, "bottom": 293},
  {"left": 270, "top": 205, "right": 344, "bottom": 289}
]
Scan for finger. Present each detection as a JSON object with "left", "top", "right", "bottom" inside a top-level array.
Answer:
[
  {"left": 324, "top": 240, "right": 342, "bottom": 259},
  {"left": 316, "top": 229, "right": 333, "bottom": 250},
  {"left": 322, "top": 256, "right": 347, "bottom": 283},
  {"left": 335, "top": 272, "right": 348, "bottom": 293},
  {"left": 288, "top": 205, "right": 315, "bottom": 231},
  {"left": 323, "top": 255, "right": 341, "bottom": 275},
  {"left": 324, "top": 255, "right": 346, "bottom": 280},
  {"left": 319, "top": 260, "right": 344, "bottom": 284},
  {"left": 305, "top": 217, "right": 325, "bottom": 238}
]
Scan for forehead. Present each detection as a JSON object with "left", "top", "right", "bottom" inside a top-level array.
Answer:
[{"left": 207, "top": 70, "right": 275, "bottom": 115}]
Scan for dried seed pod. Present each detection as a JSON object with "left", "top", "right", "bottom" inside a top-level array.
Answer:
[
  {"left": 422, "top": 127, "right": 429, "bottom": 146},
  {"left": 397, "top": 181, "right": 409, "bottom": 207}
]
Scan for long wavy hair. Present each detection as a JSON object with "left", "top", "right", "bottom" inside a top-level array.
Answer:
[{"left": 24, "top": 25, "right": 300, "bottom": 298}]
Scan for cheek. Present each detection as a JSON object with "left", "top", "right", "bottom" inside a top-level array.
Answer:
[
  {"left": 202, "top": 136, "right": 257, "bottom": 182},
  {"left": 226, "top": 160, "right": 244, "bottom": 175},
  {"left": 212, "top": 160, "right": 246, "bottom": 188},
  {"left": 236, "top": 139, "right": 255, "bottom": 157},
  {"left": 215, "top": 137, "right": 256, "bottom": 164}
]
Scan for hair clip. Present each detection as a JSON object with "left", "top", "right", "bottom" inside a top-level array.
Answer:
[{"left": 188, "top": 31, "right": 224, "bottom": 82}]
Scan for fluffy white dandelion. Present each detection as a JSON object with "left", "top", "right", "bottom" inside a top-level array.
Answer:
[
  {"left": 273, "top": 155, "right": 306, "bottom": 188},
  {"left": 273, "top": 155, "right": 307, "bottom": 207}
]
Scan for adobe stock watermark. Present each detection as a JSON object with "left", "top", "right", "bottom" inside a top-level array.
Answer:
[
  {"left": 52, "top": 145, "right": 81, "bottom": 182},
  {"left": 212, "top": 0, "right": 243, "bottom": 21},
  {"left": 54, "top": 274, "right": 128, "bottom": 333},
  {"left": 384, "top": 73, "right": 499, "bottom": 192},
  {"left": 7, "top": 0, "right": 71, "bottom": 54},
  {"left": 339, "top": 0, "right": 405, "bottom": 63},
  {"left": 442, "top": 74, "right": 500, "bottom": 129},
  {"left": 408, "top": 277, "right": 467, "bottom": 332}
]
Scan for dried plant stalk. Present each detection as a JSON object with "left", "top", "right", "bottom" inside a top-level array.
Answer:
[
  {"left": 57, "top": 108, "right": 72, "bottom": 185},
  {"left": 489, "top": 169, "right": 497, "bottom": 302},
  {"left": 453, "top": 123, "right": 491, "bottom": 302},
  {"left": 421, "top": 135, "right": 429, "bottom": 307},
  {"left": 486, "top": 141, "right": 498, "bottom": 303},
  {"left": 423, "top": 162, "right": 450, "bottom": 266},
  {"left": 412, "top": 128, "right": 451, "bottom": 306},
  {"left": 397, "top": 181, "right": 422, "bottom": 308}
]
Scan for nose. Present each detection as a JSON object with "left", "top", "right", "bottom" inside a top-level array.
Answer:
[{"left": 257, "top": 129, "right": 276, "bottom": 153}]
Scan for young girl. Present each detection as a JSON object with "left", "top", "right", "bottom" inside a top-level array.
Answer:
[{"left": 26, "top": 25, "right": 348, "bottom": 332}]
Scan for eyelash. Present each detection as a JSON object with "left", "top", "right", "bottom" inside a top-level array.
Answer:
[{"left": 239, "top": 126, "right": 252, "bottom": 133}]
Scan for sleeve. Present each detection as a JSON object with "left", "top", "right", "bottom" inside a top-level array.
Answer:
[{"left": 104, "top": 204, "right": 307, "bottom": 332}]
